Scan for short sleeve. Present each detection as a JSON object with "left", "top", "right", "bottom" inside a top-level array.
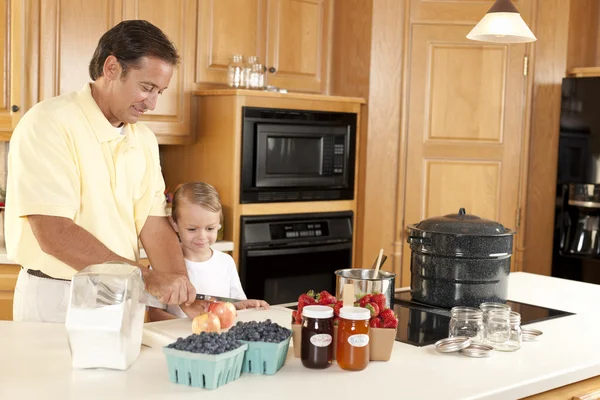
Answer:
[
  {"left": 9, "top": 110, "right": 79, "bottom": 219},
  {"left": 147, "top": 133, "right": 167, "bottom": 217}
]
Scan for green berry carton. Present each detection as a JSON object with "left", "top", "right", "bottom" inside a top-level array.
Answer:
[
  {"left": 239, "top": 334, "right": 292, "bottom": 375},
  {"left": 162, "top": 343, "right": 248, "bottom": 390}
]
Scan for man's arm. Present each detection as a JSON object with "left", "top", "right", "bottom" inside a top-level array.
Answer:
[
  {"left": 28, "top": 214, "right": 195, "bottom": 305},
  {"left": 29, "top": 214, "right": 141, "bottom": 270},
  {"left": 139, "top": 216, "right": 186, "bottom": 275}
]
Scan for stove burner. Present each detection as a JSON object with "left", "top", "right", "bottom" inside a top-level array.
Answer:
[{"left": 393, "top": 291, "right": 575, "bottom": 347}]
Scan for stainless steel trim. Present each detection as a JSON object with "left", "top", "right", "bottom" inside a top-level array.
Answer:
[{"left": 568, "top": 200, "right": 600, "bottom": 208}]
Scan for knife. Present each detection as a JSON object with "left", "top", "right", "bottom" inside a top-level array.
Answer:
[{"left": 142, "top": 292, "right": 242, "bottom": 309}]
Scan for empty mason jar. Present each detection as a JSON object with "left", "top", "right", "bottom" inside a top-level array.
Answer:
[
  {"left": 480, "top": 302, "right": 511, "bottom": 325},
  {"left": 243, "top": 56, "right": 259, "bottom": 88},
  {"left": 486, "top": 311, "right": 522, "bottom": 351},
  {"left": 449, "top": 307, "right": 484, "bottom": 343}
]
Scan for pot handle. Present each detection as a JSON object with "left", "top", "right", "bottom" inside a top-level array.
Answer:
[{"left": 407, "top": 236, "right": 432, "bottom": 245}]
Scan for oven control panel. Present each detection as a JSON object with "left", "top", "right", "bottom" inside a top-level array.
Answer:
[{"left": 270, "top": 222, "right": 330, "bottom": 240}]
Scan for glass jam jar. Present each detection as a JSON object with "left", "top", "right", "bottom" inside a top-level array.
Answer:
[
  {"left": 301, "top": 305, "right": 334, "bottom": 369},
  {"left": 486, "top": 310, "right": 522, "bottom": 351},
  {"left": 449, "top": 306, "right": 484, "bottom": 343},
  {"left": 479, "top": 302, "right": 511, "bottom": 325},
  {"left": 336, "top": 306, "right": 370, "bottom": 371}
]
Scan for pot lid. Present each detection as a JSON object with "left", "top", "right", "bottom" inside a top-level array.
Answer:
[{"left": 413, "top": 208, "right": 509, "bottom": 235}]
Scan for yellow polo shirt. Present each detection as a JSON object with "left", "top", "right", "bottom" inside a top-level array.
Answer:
[{"left": 5, "top": 84, "right": 167, "bottom": 279}]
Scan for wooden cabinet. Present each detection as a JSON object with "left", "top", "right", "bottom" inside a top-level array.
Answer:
[
  {"left": 522, "top": 375, "right": 600, "bottom": 399},
  {"left": 24, "top": 0, "right": 196, "bottom": 144},
  {"left": 0, "top": 264, "right": 19, "bottom": 321},
  {"left": 0, "top": 0, "right": 23, "bottom": 139},
  {"left": 196, "top": 0, "right": 332, "bottom": 93}
]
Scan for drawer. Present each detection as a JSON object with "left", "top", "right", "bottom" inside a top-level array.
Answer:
[
  {"left": 0, "top": 264, "right": 20, "bottom": 291},
  {"left": 0, "top": 291, "right": 14, "bottom": 320}
]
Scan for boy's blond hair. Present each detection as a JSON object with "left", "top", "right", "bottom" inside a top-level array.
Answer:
[{"left": 171, "top": 182, "right": 223, "bottom": 222}]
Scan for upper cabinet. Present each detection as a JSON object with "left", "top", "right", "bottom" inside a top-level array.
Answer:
[
  {"left": 122, "top": 0, "right": 197, "bottom": 144},
  {"left": 196, "top": 0, "right": 332, "bottom": 93},
  {"left": 0, "top": 0, "right": 23, "bottom": 138}
]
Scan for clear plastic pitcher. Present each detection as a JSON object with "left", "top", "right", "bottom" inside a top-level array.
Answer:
[{"left": 65, "top": 263, "right": 146, "bottom": 370}]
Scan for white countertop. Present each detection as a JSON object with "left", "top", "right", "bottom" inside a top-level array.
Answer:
[
  {"left": 1, "top": 272, "right": 599, "bottom": 399},
  {"left": 0, "top": 241, "right": 235, "bottom": 265}
]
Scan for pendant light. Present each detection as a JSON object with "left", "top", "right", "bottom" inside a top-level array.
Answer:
[{"left": 467, "top": 0, "right": 536, "bottom": 43}]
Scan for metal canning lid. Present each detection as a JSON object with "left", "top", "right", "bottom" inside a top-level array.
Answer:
[
  {"left": 435, "top": 337, "right": 471, "bottom": 353},
  {"left": 522, "top": 328, "right": 543, "bottom": 341},
  {"left": 459, "top": 343, "right": 493, "bottom": 358},
  {"left": 302, "top": 305, "right": 334, "bottom": 319},
  {"left": 339, "top": 306, "right": 371, "bottom": 321}
]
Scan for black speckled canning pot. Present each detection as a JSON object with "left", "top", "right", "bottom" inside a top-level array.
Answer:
[{"left": 407, "top": 208, "right": 515, "bottom": 309}]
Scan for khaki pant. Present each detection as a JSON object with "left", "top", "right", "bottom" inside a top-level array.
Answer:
[{"left": 13, "top": 268, "right": 71, "bottom": 323}]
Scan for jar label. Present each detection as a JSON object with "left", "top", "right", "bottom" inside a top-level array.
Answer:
[
  {"left": 348, "top": 334, "right": 370, "bottom": 347},
  {"left": 310, "top": 334, "right": 333, "bottom": 347}
]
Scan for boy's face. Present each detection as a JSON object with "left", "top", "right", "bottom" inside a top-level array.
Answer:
[{"left": 171, "top": 200, "right": 221, "bottom": 256}]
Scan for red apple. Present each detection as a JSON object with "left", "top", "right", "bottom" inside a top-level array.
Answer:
[
  {"left": 192, "top": 312, "right": 221, "bottom": 334},
  {"left": 208, "top": 301, "right": 237, "bottom": 329}
]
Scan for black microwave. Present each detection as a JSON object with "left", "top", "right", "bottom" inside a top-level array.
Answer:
[{"left": 240, "top": 107, "right": 357, "bottom": 203}]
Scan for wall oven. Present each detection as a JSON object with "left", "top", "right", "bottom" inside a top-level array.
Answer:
[
  {"left": 238, "top": 211, "right": 353, "bottom": 305},
  {"left": 240, "top": 107, "right": 357, "bottom": 203}
]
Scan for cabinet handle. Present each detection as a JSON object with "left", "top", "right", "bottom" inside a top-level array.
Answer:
[
  {"left": 268, "top": 67, "right": 276, "bottom": 73},
  {"left": 573, "top": 388, "right": 600, "bottom": 400},
  {"left": 11, "top": 105, "right": 19, "bottom": 112}
]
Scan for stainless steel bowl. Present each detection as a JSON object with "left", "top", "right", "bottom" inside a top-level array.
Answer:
[{"left": 335, "top": 268, "right": 396, "bottom": 309}]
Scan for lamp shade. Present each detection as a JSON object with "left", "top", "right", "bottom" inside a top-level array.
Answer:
[{"left": 467, "top": 0, "right": 536, "bottom": 43}]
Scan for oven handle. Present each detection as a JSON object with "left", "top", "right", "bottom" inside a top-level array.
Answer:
[{"left": 246, "top": 242, "right": 351, "bottom": 257}]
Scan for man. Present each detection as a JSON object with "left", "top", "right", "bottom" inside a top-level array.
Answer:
[{"left": 5, "top": 20, "right": 204, "bottom": 323}]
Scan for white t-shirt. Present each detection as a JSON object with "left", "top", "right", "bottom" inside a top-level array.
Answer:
[{"left": 166, "top": 250, "right": 247, "bottom": 318}]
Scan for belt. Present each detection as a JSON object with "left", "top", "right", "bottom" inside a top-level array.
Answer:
[{"left": 25, "top": 268, "right": 71, "bottom": 282}]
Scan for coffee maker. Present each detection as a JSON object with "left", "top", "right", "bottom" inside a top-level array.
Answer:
[{"left": 561, "top": 184, "right": 600, "bottom": 256}]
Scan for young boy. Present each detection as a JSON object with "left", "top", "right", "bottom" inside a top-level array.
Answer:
[{"left": 148, "top": 182, "right": 269, "bottom": 321}]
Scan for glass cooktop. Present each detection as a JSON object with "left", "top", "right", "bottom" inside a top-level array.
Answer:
[{"left": 393, "top": 291, "right": 575, "bottom": 347}]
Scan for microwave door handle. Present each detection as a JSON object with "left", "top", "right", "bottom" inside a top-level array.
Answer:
[{"left": 246, "top": 242, "right": 351, "bottom": 257}]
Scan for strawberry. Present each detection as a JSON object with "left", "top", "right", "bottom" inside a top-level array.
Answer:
[
  {"left": 316, "top": 290, "right": 337, "bottom": 305},
  {"left": 358, "top": 294, "right": 372, "bottom": 308},
  {"left": 371, "top": 293, "right": 387, "bottom": 312},
  {"left": 379, "top": 308, "right": 395, "bottom": 321},
  {"left": 383, "top": 317, "right": 398, "bottom": 329},
  {"left": 369, "top": 317, "right": 382, "bottom": 328},
  {"left": 365, "top": 302, "right": 380, "bottom": 318},
  {"left": 333, "top": 316, "right": 341, "bottom": 326},
  {"left": 292, "top": 310, "right": 299, "bottom": 324},
  {"left": 297, "top": 290, "right": 317, "bottom": 316},
  {"left": 333, "top": 300, "right": 343, "bottom": 317}
]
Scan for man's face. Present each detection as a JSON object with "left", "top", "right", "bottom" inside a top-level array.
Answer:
[{"left": 107, "top": 56, "right": 173, "bottom": 126}]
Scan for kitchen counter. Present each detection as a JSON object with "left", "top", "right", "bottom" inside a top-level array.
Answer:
[
  {"left": 0, "top": 241, "right": 235, "bottom": 264},
  {"left": 1, "top": 272, "right": 599, "bottom": 399}
]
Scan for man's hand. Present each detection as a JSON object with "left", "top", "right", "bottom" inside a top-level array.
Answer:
[
  {"left": 234, "top": 299, "right": 270, "bottom": 310},
  {"left": 180, "top": 300, "right": 212, "bottom": 319},
  {"left": 142, "top": 268, "right": 196, "bottom": 306}
]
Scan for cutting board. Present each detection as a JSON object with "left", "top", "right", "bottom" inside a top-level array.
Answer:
[{"left": 142, "top": 306, "right": 294, "bottom": 348}]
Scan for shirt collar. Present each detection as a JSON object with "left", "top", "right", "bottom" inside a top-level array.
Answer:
[{"left": 76, "top": 83, "right": 130, "bottom": 144}]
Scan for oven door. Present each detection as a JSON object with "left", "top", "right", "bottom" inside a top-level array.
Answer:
[{"left": 240, "top": 242, "right": 352, "bottom": 305}]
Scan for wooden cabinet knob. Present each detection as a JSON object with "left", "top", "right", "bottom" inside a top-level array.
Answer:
[
  {"left": 11, "top": 105, "right": 19, "bottom": 112},
  {"left": 268, "top": 67, "right": 276, "bottom": 73}
]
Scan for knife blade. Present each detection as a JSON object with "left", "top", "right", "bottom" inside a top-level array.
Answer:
[{"left": 142, "top": 292, "right": 242, "bottom": 310}]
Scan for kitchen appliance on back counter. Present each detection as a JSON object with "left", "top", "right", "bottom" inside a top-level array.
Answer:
[
  {"left": 240, "top": 107, "right": 357, "bottom": 203},
  {"left": 238, "top": 211, "right": 353, "bottom": 305},
  {"left": 553, "top": 76, "right": 600, "bottom": 284}
]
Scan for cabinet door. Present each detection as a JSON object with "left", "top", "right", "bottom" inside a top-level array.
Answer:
[
  {"left": 34, "top": 0, "right": 124, "bottom": 102},
  {"left": 401, "top": 24, "right": 528, "bottom": 285},
  {"left": 123, "top": 0, "right": 197, "bottom": 144},
  {"left": 0, "top": 0, "right": 23, "bottom": 137},
  {"left": 196, "top": 0, "right": 266, "bottom": 85},
  {"left": 265, "top": 0, "right": 331, "bottom": 93},
  {"left": 0, "top": 264, "right": 20, "bottom": 321}
]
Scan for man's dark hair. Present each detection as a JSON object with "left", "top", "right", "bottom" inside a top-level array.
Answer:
[{"left": 89, "top": 20, "right": 180, "bottom": 81}]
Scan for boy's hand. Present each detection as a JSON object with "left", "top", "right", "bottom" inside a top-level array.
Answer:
[{"left": 234, "top": 299, "right": 270, "bottom": 310}]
